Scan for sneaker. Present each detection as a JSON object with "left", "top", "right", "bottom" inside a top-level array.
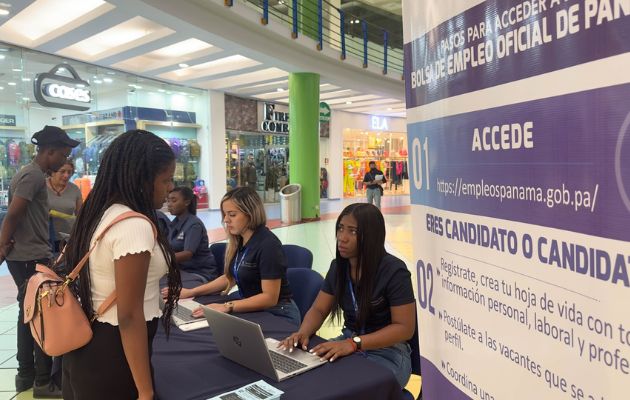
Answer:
[
  {"left": 33, "top": 381, "right": 62, "bottom": 399},
  {"left": 15, "top": 373, "right": 34, "bottom": 392}
]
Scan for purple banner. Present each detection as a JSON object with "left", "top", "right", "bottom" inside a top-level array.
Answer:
[
  {"left": 420, "top": 357, "right": 473, "bottom": 400},
  {"left": 408, "top": 83, "right": 630, "bottom": 242},
  {"left": 404, "top": 0, "right": 630, "bottom": 107}
]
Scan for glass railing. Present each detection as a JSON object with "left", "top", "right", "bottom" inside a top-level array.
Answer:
[{"left": 224, "top": 0, "right": 404, "bottom": 78}]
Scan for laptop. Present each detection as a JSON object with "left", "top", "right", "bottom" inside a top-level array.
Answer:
[
  {"left": 203, "top": 306, "right": 326, "bottom": 382},
  {"left": 165, "top": 298, "right": 209, "bottom": 331}
]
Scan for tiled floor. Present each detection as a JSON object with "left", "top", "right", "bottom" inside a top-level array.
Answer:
[{"left": 0, "top": 195, "right": 420, "bottom": 399}]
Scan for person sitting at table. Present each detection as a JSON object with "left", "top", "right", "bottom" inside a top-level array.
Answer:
[
  {"left": 167, "top": 186, "right": 220, "bottom": 282},
  {"left": 163, "top": 186, "right": 300, "bottom": 326},
  {"left": 279, "top": 203, "right": 416, "bottom": 389},
  {"left": 62, "top": 130, "right": 182, "bottom": 400}
]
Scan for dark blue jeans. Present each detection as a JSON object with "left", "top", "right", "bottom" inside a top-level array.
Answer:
[
  {"left": 267, "top": 299, "right": 301, "bottom": 327},
  {"left": 7, "top": 259, "right": 53, "bottom": 385},
  {"left": 337, "top": 328, "right": 411, "bottom": 388}
]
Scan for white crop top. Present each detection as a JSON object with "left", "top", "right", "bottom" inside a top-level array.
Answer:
[{"left": 89, "top": 204, "right": 168, "bottom": 325}]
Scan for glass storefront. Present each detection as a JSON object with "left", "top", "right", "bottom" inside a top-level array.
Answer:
[
  {"left": 342, "top": 128, "right": 409, "bottom": 198},
  {"left": 0, "top": 44, "right": 209, "bottom": 205}
]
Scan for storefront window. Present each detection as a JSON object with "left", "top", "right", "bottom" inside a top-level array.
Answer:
[
  {"left": 226, "top": 132, "right": 289, "bottom": 203},
  {"left": 0, "top": 44, "right": 209, "bottom": 205},
  {"left": 342, "top": 129, "right": 409, "bottom": 198}
]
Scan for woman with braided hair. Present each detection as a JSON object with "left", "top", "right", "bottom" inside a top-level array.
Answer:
[{"left": 62, "top": 130, "right": 182, "bottom": 400}]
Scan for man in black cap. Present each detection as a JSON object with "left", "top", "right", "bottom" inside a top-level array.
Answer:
[{"left": 0, "top": 125, "right": 79, "bottom": 397}]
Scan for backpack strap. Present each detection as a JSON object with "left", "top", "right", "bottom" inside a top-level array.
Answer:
[{"left": 64, "top": 211, "right": 158, "bottom": 320}]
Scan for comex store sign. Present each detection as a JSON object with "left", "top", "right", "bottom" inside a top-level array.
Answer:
[
  {"left": 34, "top": 64, "right": 91, "bottom": 111},
  {"left": 261, "top": 103, "right": 289, "bottom": 134}
]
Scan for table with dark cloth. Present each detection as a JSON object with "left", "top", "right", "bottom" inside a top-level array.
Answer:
[{"left": 152, "top": 292, "right": 403, "bottom": 400}]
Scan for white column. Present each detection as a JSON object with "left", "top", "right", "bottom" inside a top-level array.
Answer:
[
  {"left": 328, "top": 109, "right": 343, "bottom": 199},
  {"left": 205, "top": 90, "right": 227, "bottom": 210}
]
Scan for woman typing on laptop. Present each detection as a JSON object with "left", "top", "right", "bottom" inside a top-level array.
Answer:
[
  {"left": 162, "top": 186, "right": 301, "bottom": 326},
  {"left": 279, "top": 203, "right": 416, "bottom": 389}
]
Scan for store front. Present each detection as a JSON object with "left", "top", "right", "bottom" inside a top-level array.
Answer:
[
  {"left": 224, "top": 94, "right": 328, "bottom": 203},
  {"left": 328, "top": 111, "right": 407, "bottom": 201},
  {"left": 0, "top": 45, "right": 209, "bottom": 206},
  {"left": 342, "top": 127, "right": 409, "bottom": 198}
]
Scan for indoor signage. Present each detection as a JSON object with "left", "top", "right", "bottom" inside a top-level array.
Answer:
[
  {"left": 319, "top": 102, "right": 331, "bottom": 122},
  {"left": 371, "top": 116, "right": 389, "bottom": 130},
  {"left": 0, "top": 114, "right": 16, "bottom": 126},
  {"left": 261, "top": 103, "right": 289, "bottom": 134},
  {"left": 34, "top": 64, "right": 91, "bottom": 111}
]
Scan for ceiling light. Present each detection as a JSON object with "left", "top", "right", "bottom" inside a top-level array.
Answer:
[
  {"left": 0, "top": 55, "right": 5, "bottom": 59},
  {"left": 0, "top": 9, "right": 9, "bottom": 17},
  {"left": 8, "top": 82, "right": 16, "bottom": 86},
  {"left": 76, "top": 83, "right": 85, "bottom": 87},
  {"left": 346, "top": 101, "right": 352, "bottom": 105},
  {"left": 387, "top": 107, "right": 393, "bottom": 111},
  {"left": 12, "top": 68, "right": 21, "bottom": 72},
  {"left": 158, "top": 89, "right": 165, "bottom": 92},
  {"left": 103, "top": 78, "right": 113, "bottom": 83},
  {"left": 22, "top": 77, "right": 31, "bottom": 81},
  {"left": 178, "top": 63, "right": 189, "bottom": 68},
  {"left": 22, "top": 97, "right": 30, "bottom": 101},
  {"left": 276, "top": 88, "right": 284, "bottom": 92},
  {"left": 354, "top": 19, "right": 360, "bottom": 23},
  {"left": 0, "top": 86, "right": 3, "bottom": 90},
  {"left": 93, "top": 79, "right": 102, "bottom": 84}
]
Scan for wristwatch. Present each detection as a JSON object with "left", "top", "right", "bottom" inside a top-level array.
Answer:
[
  {"left": 224, "top": 301, "right": 235, "bottom": 314},
  {"left": 352, "top": 335, "right": 362, "bottom": 351}
]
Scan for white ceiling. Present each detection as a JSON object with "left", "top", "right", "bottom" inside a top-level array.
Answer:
[{"left": 0, "top": 0, "right": 405, "bottom": 117}]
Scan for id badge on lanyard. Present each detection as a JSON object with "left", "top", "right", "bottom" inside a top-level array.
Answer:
[
  {"left": 347, "top": 268, "right": 364, "bottom": 335},
  {"left": 233, "top": 248, "right": 249, "bottom": 298}
]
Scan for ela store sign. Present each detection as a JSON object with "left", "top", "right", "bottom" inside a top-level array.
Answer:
[
  {"left": 34, "top": 64, "right": 92, "bottom": 111},
  {"left": 371, "top": 116, "right": 389, "bottom": 130}
]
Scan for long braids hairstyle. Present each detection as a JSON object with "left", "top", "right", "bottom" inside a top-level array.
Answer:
[
  {"left": 65, "top": 130, "right": 181, "bottom": 334},
  {"left": 331, "top": 203, "right": 386, "bottom": 331},
  {"left": 220, "top": 186, "right": 266, "bottom": 294}
]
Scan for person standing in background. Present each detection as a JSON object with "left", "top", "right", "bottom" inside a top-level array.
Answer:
[
  {"left": 363, "top": 161, "right": 386, "bottom": 209},
  {"left": 0, "top": 126, "right": 79, "bottom": 397},
  {"left": 47, "top": 160, "right": 82, "bottom": 252},
  {"left": 241, "top": 154, "right": 257, "bottom": 190}
]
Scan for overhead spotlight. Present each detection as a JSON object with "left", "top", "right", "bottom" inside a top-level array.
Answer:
[
  {"left": 178, "top": 63, "right": 189, "bottom": 68},
  {"left": 276, "top": 88, "right": 284, "bottom": 92},
  {"left": 7, "top": 82, "right": 16, "bottom": 86},
  {"left": 93, "top": 79, "right": 103, "bottom": 84},
  {"left": 103, "top": 78, "right": 113, "bottom": 83},
  {"left": 0, "top": 55, "right": 5, "bottom": 60},
  {"left": 21, "top": 77, "right": 31, "bottom": 82},
  {"left": 0, "top": 86, "right": 4, "bottom": 90},
  {"left": 345, "top": 101, "right": 352, "bottom": 105},
  {"left": 12, "top": 68, "right": 21, "bottom": 72},
  {"left": 387, "top": 107, "right": 392, "bottom": 111},
  {"left": 158, "top": 89, "right": 166, "bottom": 92}
]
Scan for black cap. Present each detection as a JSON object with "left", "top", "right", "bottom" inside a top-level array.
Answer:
[{"left": 31, "top": 125, "right": 80, "bottom": 148}]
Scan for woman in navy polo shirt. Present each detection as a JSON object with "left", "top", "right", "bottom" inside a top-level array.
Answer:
[
  {"left": 164, "top": 186, "right": 300, "bottom": 326},
  {"left": 167, "top": 187, "right": 219, "bottom": 282},
  {"left": 280, "top": 203, "right": 416, "bottom": 388}
]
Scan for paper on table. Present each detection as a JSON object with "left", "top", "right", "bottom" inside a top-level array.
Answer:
[{"left": 207, "top": 380, "right": 283, "bottom": 400}]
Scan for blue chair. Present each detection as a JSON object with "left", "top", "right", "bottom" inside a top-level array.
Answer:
[
  {"left": 286, "top": 268, "right": 323, "bottom": 319},
  {"left": 282, "top": 244, "right": 313, "bottom": 269},
  {"left": 210, "top": 242, "right": 226, "bottom": 269},
  {"left": 403, "top": 321, "right": 422, "bottom": 399}
]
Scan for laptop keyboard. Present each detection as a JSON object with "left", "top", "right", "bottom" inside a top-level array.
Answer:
[
  {"left": 173, "top": 305, "right": 199, "bottom": 323},
  {"left": 269, "top": 350, "right": 307, "bottom": 374}
]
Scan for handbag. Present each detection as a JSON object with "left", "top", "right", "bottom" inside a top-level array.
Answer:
[{"left": 23, "top": 211, "right": 156, "bottom": 356}]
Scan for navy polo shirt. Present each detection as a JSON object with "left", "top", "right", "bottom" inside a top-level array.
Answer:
[
  {"left": 169, "top": 213, "right": 220, "bottom": 281},
  {"left": 232, "top": 225, "right": 292, "bottom": 302},
  {"left": 322, "top": 253, "right": 414, "bottom": 334}
]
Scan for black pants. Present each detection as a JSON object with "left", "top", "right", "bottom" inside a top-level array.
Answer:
[
  {"left": 7, "top": 259, "right": 53, "bottom": 385},
  {"left": 62, "top": 318, "right": 159, "bottom": 400}
]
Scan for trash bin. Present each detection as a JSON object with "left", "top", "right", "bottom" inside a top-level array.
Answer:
[{"left": 279, "top": 184, "right": 301, "bottom": 224}]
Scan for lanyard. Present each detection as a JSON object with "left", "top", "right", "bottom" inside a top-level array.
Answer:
[
  {"left": 346, "top": 267, "right": 364, "bottom": 335},
  {"left": 232, "top": 248, "right": 249, "bottom": 298}
]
